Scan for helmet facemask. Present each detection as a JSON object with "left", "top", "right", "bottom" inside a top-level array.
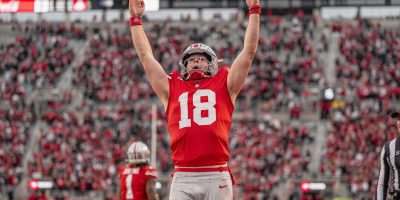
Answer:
[{"left": 179, "top": 43, "right": 218, "bottom": 80}]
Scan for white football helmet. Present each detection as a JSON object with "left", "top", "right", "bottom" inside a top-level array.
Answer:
[
  {"left": 178, "top": 43, "right": 219, "bottom": 80},
  {"left": 126, "top": 141, "right": 150, "bottom": 164}
]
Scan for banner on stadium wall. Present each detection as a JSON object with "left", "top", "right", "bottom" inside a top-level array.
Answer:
[
  {"left": 0, "top": 0, "right": 43, "bottom": 12},
  {"left": 72, "top": 0, "right": 87, "bottom": 12},
  {"left": 0, "top": 0, "right": 87, "bottom": 13}
]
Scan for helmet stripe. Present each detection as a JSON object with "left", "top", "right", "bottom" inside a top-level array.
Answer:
[{"left": 133, "top": 142, "right": 137, "bottom": 160}]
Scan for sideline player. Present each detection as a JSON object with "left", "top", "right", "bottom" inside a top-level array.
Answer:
[{"left": 118, "top": 141, "right": 158, "bottom": 200}]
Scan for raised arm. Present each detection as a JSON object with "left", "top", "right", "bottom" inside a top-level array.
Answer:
[
  {"left": 129, "top": 0, "right": 169, "bottom": 108},
  {"left": 227, "top": 0, "right": 260, "bottom": 103}
]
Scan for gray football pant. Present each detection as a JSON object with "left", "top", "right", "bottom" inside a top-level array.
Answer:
[{"left": 169, "top": 171, "right": 233, "bottom": 200}]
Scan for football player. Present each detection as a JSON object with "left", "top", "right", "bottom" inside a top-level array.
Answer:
[
  {"left": 128, "top": 0, "right": 260, "bottom": 199},
  {"left": 118, "top": 141, "right": 158, "bottom": 200}
]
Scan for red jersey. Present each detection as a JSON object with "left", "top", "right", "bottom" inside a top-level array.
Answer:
[
  {"left": 166, "top": 66, "right": 234, "bottom": 166},
  {"left": 118, "top": 165, "right": 158, "bottom": 200}
]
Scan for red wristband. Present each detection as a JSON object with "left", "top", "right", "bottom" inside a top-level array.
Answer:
[
  {"left": 249, "top": 5, "right": 261, "bottom": 15},
  {"left": 130, "top": 16, "right": 142, "bottom": 26}
]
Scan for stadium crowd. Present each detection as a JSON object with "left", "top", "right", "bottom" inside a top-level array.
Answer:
[
  {"left": 0, "top": 22, "right": 80, "bottom": 199},
  {"left": 22, "top": 15, "right": 320, "bottom": 199},
  {"left": 321, "top": 20, "right": 400, "bottom": 198},
  {"left": 336, "top": 22, "right": 400, "bottom": 91},
  {"left": 230, "top": 121, "right": 313, "bottom": 199},
  {"left": 0, "top": 12, "right": 398, "bottom": 199}
]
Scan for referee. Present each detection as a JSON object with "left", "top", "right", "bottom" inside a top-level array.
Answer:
[{"left": 377, "top": 111, "right": 400, "bottom": 200}]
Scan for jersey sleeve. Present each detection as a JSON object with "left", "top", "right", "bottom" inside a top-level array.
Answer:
[
  {"left": 144, "top": 166, "right": 158, "bottom": 179},
  {"left": 117, "top": 166, "right": 125, "bottom": 177},
  {"left": 118, "top": 166, "right": 127, "bottom": 200},
  {"left": 167, "top": 71, "right": 178, "bottom": 81},
  {"left": 166, "top": 70, "right": 178, "bottom": 115},
  {"left": 220, "top": 66, "right": 231, "bottom": 71}
]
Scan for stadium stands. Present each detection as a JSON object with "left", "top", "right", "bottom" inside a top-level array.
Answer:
[{"left": 0, "top": 11, "right": 399, "bottom": 200}]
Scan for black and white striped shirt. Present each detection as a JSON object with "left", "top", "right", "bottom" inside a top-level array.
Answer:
[{"left": 377, "top": 136, "right": 400, "bottom": 200}]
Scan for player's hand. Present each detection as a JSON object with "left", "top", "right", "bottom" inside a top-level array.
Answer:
[
  {"left": 129, "top": 0, "right": 145, "bottom": 17},
  {"left": 246, "top": 0, "right": 260, "bottom": 7}
]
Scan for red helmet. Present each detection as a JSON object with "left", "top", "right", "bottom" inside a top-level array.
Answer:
[{"left": 178, "top": 43, "right": 218, "bottom": 80}]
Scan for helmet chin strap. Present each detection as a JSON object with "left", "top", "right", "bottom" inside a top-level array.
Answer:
[{"left": 188, "top": 69, "right": 206, "bottom": 80}]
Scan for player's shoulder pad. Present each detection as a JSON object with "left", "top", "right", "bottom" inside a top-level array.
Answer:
[
  {"left": 144, "top": 166, "right": 158, "bottom": 177},
  {"left": 220, "top": 66, "right": 231, "bottom": 72},
  {"left": 169, "top": 70, "right": 179, "bottom": 76},
  {"left": 117, "top": 165, "right": 126, "bottom": 174},
  {"left": 167, "top": 70, "right": 180, "bottom": 80}
]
